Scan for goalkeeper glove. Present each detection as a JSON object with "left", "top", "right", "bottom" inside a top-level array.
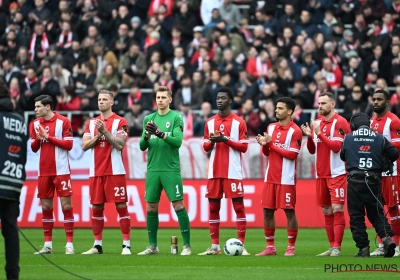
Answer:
[{"left": 146, "top": 121, "right": 165, "bottom": 139}]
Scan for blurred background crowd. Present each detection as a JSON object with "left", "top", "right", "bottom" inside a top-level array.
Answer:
[{"left": 1, "top": 0, "right": 400, "bottom": 138}]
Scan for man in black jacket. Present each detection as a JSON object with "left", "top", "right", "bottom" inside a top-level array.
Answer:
[
  {"left": 0, "top": 79, "right": 28, "bottom": 280},
  {"left": 340, "top": 112, "right": 398, "bottom": 257}
]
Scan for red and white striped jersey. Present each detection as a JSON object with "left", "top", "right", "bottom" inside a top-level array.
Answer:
[
  {"left": 370, "top": 111, "right": 400, "bottom": 176},
  {"left": 264, "top": 121, "right": 302, "bottom": 185},
  {"left": 84, "top": 113, "right": 128, "bottom": 177},
  {"left": 29, "top": 113, "right": 73, "bottom": 176},
  {"left": 309, "top": 113, "right": 349, "bottom": 178},
  {"left": 204, "top": 113, "right": 249, "bottom": 179}
]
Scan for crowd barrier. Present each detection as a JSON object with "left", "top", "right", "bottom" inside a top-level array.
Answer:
[{"left": 18, "top": 179, "right": 371, "bottom": 228}]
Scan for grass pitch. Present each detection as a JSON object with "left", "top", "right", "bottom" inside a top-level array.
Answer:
[{"left": 0, "top": 228, "right": 399, "bottom": 279}]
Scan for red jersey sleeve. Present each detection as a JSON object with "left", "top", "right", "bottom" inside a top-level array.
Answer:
[
  {"left": 83, "top": 119, "right": 91, "bottom": 137},
  {"left": 226, "top": 119, "right": 248, "bottom": 153},
  {"left": 390, "top": 117, "right": 400, "bottom": 150},
  {"left": 47, "top": 118, "right": 73, "bottom": 150},
  {"left": 29, "top": 121, "right": 40, "bottom": 152},
  {"left": 203, "top": 120, "right": 214, "bottom": 152},
  {"left": 318, "top": 117, "right": 349, "bottom": 153}
]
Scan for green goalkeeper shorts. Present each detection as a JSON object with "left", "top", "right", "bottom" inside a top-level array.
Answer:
[{"left": 145, "top": 171, "right": 184, "bottom": 202}]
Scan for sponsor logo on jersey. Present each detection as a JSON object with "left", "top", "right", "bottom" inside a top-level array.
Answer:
[{"left": 166, "top": 122, "right": 170, "bottom": 128}]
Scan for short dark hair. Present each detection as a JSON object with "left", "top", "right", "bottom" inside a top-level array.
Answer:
[
  {"left": 99, "top": 89, "right": 114, "bottom": 100},
  {"left": 319, "top": 91, "right": 336, "bottom": 101},
  {"left": 34, "top": 95, "right": 54, "bottom": 110},
  {"left": 276, "top": 97, "right": 295, "bottom": 114},
  {"left": 374, "top": 89, "right": 390, "bottom": 100},
  {"left": 0, "top": 79, "right": 10, "bottom": 99},
  {"left": 217, "top": 87, "right": 234, "bottom": 100}
]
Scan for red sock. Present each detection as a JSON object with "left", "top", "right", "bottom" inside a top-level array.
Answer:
[
  {"left": 287, "top": 228, "right": 298, "bottom": 247},
  {"left": 264, "top": 227, "right": 275, "bottom": 247},
  {"left": 333, "top": 211, "right": 345, "bottom": 249},
  {"left": 92, "top": 208, "right": 104, "bottom": 241},
  {"left": 233, "top": 201, "right": 246, "bottom": 243},
  {"left": 42, "top": 209, "right": 54, "bottom": 242},
  {"left": 117, "top": 207, "right": 131, "bottom": 241},
  {"left": 389, "top": 207, "right": 400, "bottom": 246},
  {"left": 62, "top": 208, "right": 74, "bottom": 243},
  {"left": 209, "top": 201, "right": 221, "bottom": 245},
  {"left": 324, "top": 213, "right": 334, "bottom": 248}
]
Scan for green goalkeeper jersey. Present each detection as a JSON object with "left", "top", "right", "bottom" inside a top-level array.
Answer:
[{"left": 139, "top": 110, "right": 184, "bottom": 172}]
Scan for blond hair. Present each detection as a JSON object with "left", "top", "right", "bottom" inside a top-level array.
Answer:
[{"left": 157, "top": 86, "right": 172, "bottom": 97}]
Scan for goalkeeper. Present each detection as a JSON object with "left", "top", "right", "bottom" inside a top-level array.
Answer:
[{"left": 138, "top": 86, "right": 191, "bottom": 256}]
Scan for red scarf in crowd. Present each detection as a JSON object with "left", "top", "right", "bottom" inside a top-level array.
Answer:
[
  {"left": 148, "top": 0, "right": 174, "bottom": 16},
  {"left": 393, "top": 3, "right": 400, "bottom": 13},
  {"left": 58, "top": 31, "right": 73, "bottom": 48},
  {"left": 24, "top": 76, "right": 38, "bottom": 90},
  {"left": 29, "top": 32, "right": 49, "bottom": 61},
  {"left": 143, "top": 36, "right": 159, "bottom": 54}
]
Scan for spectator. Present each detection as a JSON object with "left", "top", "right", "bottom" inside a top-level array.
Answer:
[
  {"left": 321, "top": 57, "right": 343, "bottom": 89},
  {"left": 143, "top": 30, "right": 163, "bottom": 64},
  {"left": 361, "top": 0, "right": 387, "bottom": 25},
  {"left": 170, "top": 45, "right": 188, "bottom": 72},
  {"left": 94, "top": 64, "right": 120, "bottom": 91},
  {"left": 278, "top": 3, "right": 297, "bottom": 33},
  {"left": 292, "top": 99, "right": 309, "bottom": 127},
  {"left": 74, "top": 61, "right": 96, "bottom": 90},
  {"left": 352, "top": 12, "right": 369, "bottom": 44},
  {"left": 203, "top": 69, "right": 221, "bottom": 109},
  {"left": 119, "top": 42, "right": 147, "bottom": 87},
  {"left": 193, "top": 101, "right": 212, "bottom": 136},
  {"left": 111, "top": 4, "right": 131, "bottom": 34},
  {"left": 312, "top": 77, "right": 331, "bottom": 109},
  {"left": 257, "top": 98, "right": 275, "bottom": 134},
  {"left": 28, "top": 0, "right": 52, "bottom": 25},
  {"left": 365, "top": 44, "right": 391, "bottom": 83},
  {"left": 295, "top": 10, "right": 318, "bottom": 38},
  {"left": 40, "top": 66, "right": 61, "bottom": 101},
  {"left": 200, "top": 0, "right": 223, "bottom": 26},
  {"left": 108, "top": 84, "right": 126, "bottom": 114},
  {"left": 80, "top": 86, "right": 98, "bottom": 111},
  {"left": 319, "top": 10, "right": 338, "bottom": 38},
  {"left": 144, "top": 61, "right": 163, "bottom": 88},
  {"left": 174, "top": 2, "right": 197, "bottom": 42},
  {"left": 62, "top": 39, "right": 89, "bottom": 73},
  {"left": 148, "top": 0, "right": 174, "bottom": 18},
  {"left": 246, "top": 49, "right": 271, "bottom": 80},
  {"left": 180, "top": 102, "right": 194, "bottom": 140},
  {"left": 9, "top": 77, "right": 23, "bottom": 115},
  {"left": 337, "top": 29, "right": 360, "bottom": 63},
  {"left": 345, "top": 56, "right": 365, "bottom": 89},
  {"left": 218, "top": 49, "right": 240, "bottom": 81},
  {"left": 2, "top": 58, "right": 22, "bottom": 86},
  {"left": 128, "top": 16, "right": 144, "bottom": 44},
  {"left": 29, "top": 21, "right": 50, "bottom": 66},
  {"left": 237, "top": 98, "right": 260, "bottom": 136},
  {"left": 57, "top": 21, "right": 74, "bottom": 54},
  {"left": 337, "top": 0, "right": 360, "bottom": 25},
  {"left": 192, "top": 70, "right": 205, "bottom": 95},
  {"left": 342, "top": 84, "right": 367, "bottom": 121},
  {"left": 302, "top": 52, "right": 319, "bottom": 85},
  {"left": 16, "top": 46, "right": 34, "bottom": 75},
  {"left": 109, "top": 23, "right": 131, "bottom": 58},
  {"left": 339, "top": 75, "right": 356, "bottom": 107},
  {"left": 288, "top": 44, "right": 303, "bottom": 82},
  {"left": 365, "top": 20, "right": 391, "bottom": 53},
  {"left": 124, "top": 98, "right": 150, "bottom": 137},
  {"left": 219, "top": 0, "right": 241, "bottom": 28},
  {"left": 52, "top": 63, "right": 72, "bottom": 91},
  {"left": 174, "top": 74, "right": 203, "bottom": 110},
  {"left": 90, "top": 40, "right": 118, "bottom": 76},
  {"left": 55, "top": 85, "right": 82, "bottom": 134},
  {"left": 275, "top": 57, "right": 294, "bottom": 86}
]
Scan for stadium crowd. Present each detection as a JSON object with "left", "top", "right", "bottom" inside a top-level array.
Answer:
[{"left": 1, "top": 0, "right": 400, "bottom": 137}]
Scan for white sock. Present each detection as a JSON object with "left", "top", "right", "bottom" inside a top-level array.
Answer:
[
  {"left": 44, "top": 241, "right": 52, "bottom": 248},
  {"left": 211, "top": 244, "right": 220, "bottom": 250},
  {"left": 66, "top": 242, "right": 73, "bottom": 248},
  {"left": 396, "top": 246, "right": 399, "bottom": 251},
  {"left": 94, "top": 240, "right": 102, "bottom": 246},
  {"left": 123, "top": 240, "right": 130, "bottom": 247}
]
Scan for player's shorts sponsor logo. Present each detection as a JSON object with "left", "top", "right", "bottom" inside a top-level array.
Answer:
[{"left": 166, "top": 122, "right": 170, "bottom": 128}]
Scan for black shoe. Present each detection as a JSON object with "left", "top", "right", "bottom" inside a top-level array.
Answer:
[
  {"left": 382, "top": 236, "right": 396, "bottom": 258},
  {"left": 354, "top": 247, "right": 370, "bottom": 257}
]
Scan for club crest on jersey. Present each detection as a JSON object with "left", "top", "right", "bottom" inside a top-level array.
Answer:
[
  {"left": 277, "top": 132, "right": 281, "bottom": 138},
  {"left": 220, "top": 124, "right": 224, "bottom": 131},
  {"left": 323, "top": 126, "right": 327, "bottom": 132},
  {"left": 166, "top": 122, "right": 170, "bottom": 128},
  {"left": 45, "top": 126, "right": 49, "bottom": 132},
  {"left": 374, "top": 124, "right": 379, "bottom": 130}
]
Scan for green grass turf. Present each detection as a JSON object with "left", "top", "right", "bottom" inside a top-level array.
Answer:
[{"left": 0, "top": 228, "right": 399, "bottom": 279}]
